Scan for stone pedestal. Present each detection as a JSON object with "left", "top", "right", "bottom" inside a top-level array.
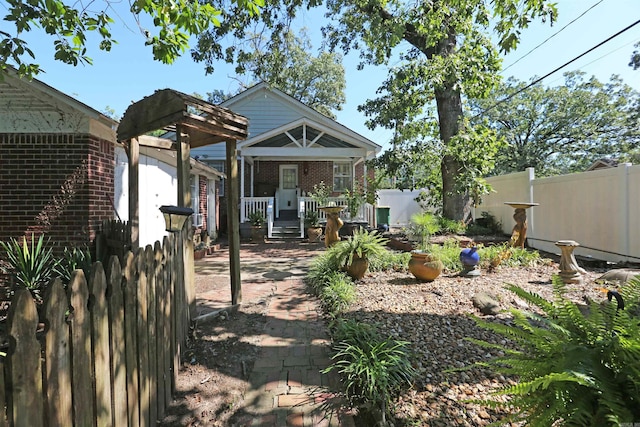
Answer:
[
  {"left": 319, "top": 206, "right": 345, "bottom": 247},
  {"left": 505, "top": 202, "right": 539, "bottom": 249},
  {"left": 555, "top": 240, "right": 586, "bottom": 284}
]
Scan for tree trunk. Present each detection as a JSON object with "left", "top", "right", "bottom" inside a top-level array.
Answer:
[{"left": 433, "top": 31, "right": 470, "bottom": 221}]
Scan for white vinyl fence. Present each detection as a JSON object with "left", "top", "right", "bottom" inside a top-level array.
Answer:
[{"left": 475, "top": 165, "right": 640, "bottom": 263}]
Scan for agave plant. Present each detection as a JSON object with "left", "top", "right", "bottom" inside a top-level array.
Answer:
[{"left": 0, "top": 233, "right": 57, "bottom": 297}]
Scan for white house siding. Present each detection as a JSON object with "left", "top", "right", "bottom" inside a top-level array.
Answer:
[{"left": 114, "top": 147, "right": 178, "bottom": 247}]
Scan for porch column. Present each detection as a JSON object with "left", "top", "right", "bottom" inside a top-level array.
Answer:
[
  {"left": 250, "top": 161, "right": 254, "bottom": 197},
  {"left": 241, "top": 155, "right": 246, "bottom": 199},
  {"left": 226, "top": 140, "right": 242, "bottom": 305}
]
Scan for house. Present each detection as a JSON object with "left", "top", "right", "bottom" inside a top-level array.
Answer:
[
  {"left": 0, "top": 68, "right": 222, "bottom": 253},
  {"left": 189, "top": 82, "right": 382, "bottom": 237}
]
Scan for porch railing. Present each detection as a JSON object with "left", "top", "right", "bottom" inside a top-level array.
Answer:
[{"left": 240, "top": 197, "right": 273, "bottom": 223}]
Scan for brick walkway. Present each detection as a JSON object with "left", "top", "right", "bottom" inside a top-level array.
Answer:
[{"left": 194, "top": 240, "right": 354, "bottom": 427}]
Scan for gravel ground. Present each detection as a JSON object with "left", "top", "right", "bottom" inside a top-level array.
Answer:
[{"left": 341, "top": 261, "right": 610, "bottom": 426}]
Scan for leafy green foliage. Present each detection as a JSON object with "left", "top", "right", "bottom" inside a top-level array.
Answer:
[
  {"left": 343, "top": 185, "right": 365, "bottom": 219},
  {"left": 319, "top": 272, "right": 356, "bottom": 315},
  {"left": 477, "top": 243, "right": 542, "bottom": 270},
  {"left": 325, "top": 229, "right": 388, "bottom": 269},
  {"left": 51, "top": 246, "right": 92, "bottom": 285},
  {"left": 438, "top": 217, "right": 466, "bottom": 235},
  {"left": 304, "top": 210, "right": 320, "bottom": 228},
  {"left": 469, "top": 276, "right": 640, "bottom": 426},
  {"left": 308, "top": 181, "right": 331, "bottom": 206},
  {"left": 324, "top": 319, "right": 416, "bottom": 421},
  {"left": 466, "top": 211, "right": 503, "bottom": 236},
  {"left": 468, "top": 73, "right": 640, "bottom": 177},
  {"left": 0, "top": 233, "right": 56, "bottom": 297},
  {"left": 247, "top": 210, "right": 265, "bottom": 227},
  {"left": 368, "top": 250, "right": 410, "bottom": 273},
  {"left": 405, "top": 212, "right": 440, "bottom": 250}
]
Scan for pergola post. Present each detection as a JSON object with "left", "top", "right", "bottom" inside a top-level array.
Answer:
[
  {"left": 127, "top": 137, "right": 140, "bottom": 249},
  {"left": 176, "top": 125, "right": 196, "bottom": 318},
  {"left": 226, "top": 139, "right": 242, "bottom": 305}
]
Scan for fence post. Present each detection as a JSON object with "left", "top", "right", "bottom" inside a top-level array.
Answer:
[{"left": 619, "top": 163, "right": 632, "bottom": 262}]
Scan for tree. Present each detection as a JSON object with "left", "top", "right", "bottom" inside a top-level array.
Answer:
[
  {"left": 237, "top": 29, "right": 345, "bottom": 118},
  {"left": 319, "top": 0, "right": 557, "bottom": 220},
  {"left": 468, "top": 72, "right": 640, "bottom": 176},
  {"left": 0, "top": 0, "right": 264, "bottom": 76},
  {"left": 630, "top": 41, "right": 640, "bottom": 70}
]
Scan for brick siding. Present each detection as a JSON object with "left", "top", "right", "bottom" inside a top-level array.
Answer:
[{"left": 0, "top": 133, "right": 114, "bottom": 253}]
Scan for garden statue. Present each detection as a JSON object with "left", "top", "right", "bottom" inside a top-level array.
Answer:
[
  {"left": 505, "top": 202, "right": 539, "bottom": 249},
  {"left": 319, "top": 205, "right": 344, "bottom": 247},
  {"left": 555, "top": 240, "right": 586, "bottom": 284}
]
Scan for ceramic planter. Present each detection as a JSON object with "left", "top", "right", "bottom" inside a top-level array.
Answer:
[
  {"left": 408, "top": 251, "right": 443, "bottom": 282},
  {"left": 346, "top": 255, "right": 369, "bottom": 280},
  {"left": 307, "top": 227, "right": 322, "bottom": 243},
  {"left": 250, "top": 226, "right": 265, "bottom": 242}
]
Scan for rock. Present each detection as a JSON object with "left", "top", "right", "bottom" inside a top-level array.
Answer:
[{"left": 472, "top": 292, "right": 501, "bottom": 315}]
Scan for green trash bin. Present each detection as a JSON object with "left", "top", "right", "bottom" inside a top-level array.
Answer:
[{"left": 376, "top": 206, "right": 390, "bottom": 225}]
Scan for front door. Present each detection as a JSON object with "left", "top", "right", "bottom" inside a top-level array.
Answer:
[{"left": 278, "top": 164, "right": 298, "bottom": 216}]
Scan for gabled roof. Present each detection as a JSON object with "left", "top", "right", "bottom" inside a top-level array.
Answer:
[
  {"left": 0, "top": 66, "right": 118, "bottom": 139},
  {"left": 221, "top": 82, "right": 381, "bottom": 155}
]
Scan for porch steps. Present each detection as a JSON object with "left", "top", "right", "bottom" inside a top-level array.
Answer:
[{"left": 270, "top": 221, "right": 303, "bottom": 240}]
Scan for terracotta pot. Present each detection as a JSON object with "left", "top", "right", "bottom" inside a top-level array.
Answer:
[
  {"left": 307, "top": 227, "right": 322, "bottom": 243},
  {"left": 346, "top": 255, "right": 369, "bottom": 280},
  {"left": 408, "top": 251, "right": 443, "bottom": 282}
]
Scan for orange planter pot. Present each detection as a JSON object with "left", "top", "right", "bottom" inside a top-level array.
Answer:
[{"left": 408, "top": 251, "right": 443, "bottom": 282}]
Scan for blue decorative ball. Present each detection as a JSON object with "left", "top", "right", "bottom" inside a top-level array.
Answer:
[{"left": 460, "top": 247, "right": 480, "bottom": 266}]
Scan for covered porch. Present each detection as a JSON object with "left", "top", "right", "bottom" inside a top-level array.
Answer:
[{"left": 237, "top": 119, "right": 380, "bottom": 238}]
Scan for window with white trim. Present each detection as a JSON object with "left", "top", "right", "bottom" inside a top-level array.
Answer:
[{"left": 333, "top": 161, "right": 352, "bottom": 192}]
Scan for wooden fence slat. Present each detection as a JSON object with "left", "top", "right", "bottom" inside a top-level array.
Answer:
[
  {"left": 171, "top": 235, "right": 180, "bottom": 394},
  {"left": 7, "top": 289, "right": 43, "bottom": 427},
  {"left": 0, "top": 357, "right": 6, "bottom": 427},
  {"left": 68, "top": 270, "right": 96, "bottom": 427},
  {"left": 42, "top": 279, "right": 73, "bottom": 427},
  {"left": 137, "top": 247, "right": 151, "bottom": 427},
  {"left": 148, "top": 242, "right": 161, "bottom": 423},
  {"left": 123, "top": 251, "right": 140, "bottom": 427},
  {"left": 107, "top": 256, "right": 128, "bottom": 427},
  {"left": 89, "top": 262, "right": 114, "bottom": 427},
  {"left": 156, "top": 240, "right": 166, "bottom": 417},
  {"left": 163, "top": 235, "right": 173, "bottom": 407}
]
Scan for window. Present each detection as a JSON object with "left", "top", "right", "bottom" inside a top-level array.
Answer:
[
  {"left": 333, "top": 161, "right": 352, "bottom": 192},
  {"left": 190, "top": 175, "right": 202, "bottom": 226}
]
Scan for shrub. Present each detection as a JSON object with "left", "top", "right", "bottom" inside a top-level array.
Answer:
[
  {"left": 467, "top": 276, "right": 640, "bottom": 426},
  {"left": 324, "top": 319, "right": 416, "bottom": 424},
  {"left": 52, "top": 246, "right": 92, "bottom": 285},
  {"left": 466, "top": 211, "right": 503, "bottom": 236},
  {"left": 247, "top": 210, "right": 265, "bottom": 227},
  {"left": 406, "top": 212, "right": 440, "bottom": 249},
  {"left": 438, "top": 216, "right": 466, "bottom": 235},
  {"left": 325, "top": 229, "right": 388, "bottom": 269},
  {"left": 477, "top": 243, "right": 542, "bottom": 270},
  {"left": 368, "top": 250, "right": 410, "bottom": 272},
  {"left": 306, "top": 252, "right": 342, "bottom": 293},
  {"left": 319, "top": 272, "right": 356, "bottom": 315}
]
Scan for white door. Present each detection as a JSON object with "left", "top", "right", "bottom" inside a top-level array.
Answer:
[{"left": 278, "top": 164, "right": 298, "bottom": 214}]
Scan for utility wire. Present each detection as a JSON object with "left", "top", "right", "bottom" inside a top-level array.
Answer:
[
  {"left": 475, "top": 18, "right": 640, "bottom": 118},
  {"left": 503, "top": 0, "right": 605, "bottom": 72}
]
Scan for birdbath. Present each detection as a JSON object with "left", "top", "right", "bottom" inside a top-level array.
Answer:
[
  {"left": 555, "top": 240, "right": 586, "bottom": 284},
  {"left": 504, "top": 202, "right": 539, "bottom": 249},
  {"left": 319, "top": 206, "right": 345, "bottom": 247}
]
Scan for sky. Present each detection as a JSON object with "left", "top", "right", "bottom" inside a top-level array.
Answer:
[{"left": 5, "top": 0, "right": 640, "bottom": 151}]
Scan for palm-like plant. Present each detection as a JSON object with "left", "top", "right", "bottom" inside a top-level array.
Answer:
[
  {"left": 468, "top": 275, "right": 640, "bottom": 426},
  {"left": 0, "top": 233, "right": 56, "bottom": 298},
  {"left": 327, "top": 229, "right": 388, "bottom": 269},
  {"left": 407, "top": 211, "right": 440, "bottom": 250}
]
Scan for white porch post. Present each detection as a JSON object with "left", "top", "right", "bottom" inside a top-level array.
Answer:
[
  {"left": 240, "top": 156, "right": 245, "bottom": 222},
  {"left": 250, "top": 160, "right": 255, "bottom": 197}
]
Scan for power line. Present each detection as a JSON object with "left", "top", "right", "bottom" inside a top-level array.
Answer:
[
  {"left": 503, "top": 0, "right": 605, "bottom": 72},
  {"left": 476, "top": 18, "right": 640, "bottom": 118}
]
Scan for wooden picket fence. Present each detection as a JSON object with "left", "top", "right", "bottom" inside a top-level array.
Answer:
[{"left": 0, "top": 233, "right": 189, "bottom": 427}]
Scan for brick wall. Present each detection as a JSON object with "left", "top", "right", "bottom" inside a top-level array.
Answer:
[{"left": 0, "top": 133, "right": 114, "bottom": 253}]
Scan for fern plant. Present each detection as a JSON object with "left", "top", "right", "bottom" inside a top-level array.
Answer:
[{"left": 467, "top": 275, "right": 640, "bottom": 426}]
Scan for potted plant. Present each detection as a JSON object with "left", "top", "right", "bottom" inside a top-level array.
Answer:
[
  {"left": 327, "top": 228, "right": 388, "bottom": 280},
  {"left": 309, "top": 181, "right": 331, "bottom": 207},
  {"left": 343, "top": 186, "right": 365, "bottom": 221},
  {"left": 304, "top": 210, "right": 323, "bottom": 243},
  {"left": 247, "top": 210, "right": 266, "bottom": 241},
  {"left": 406, "top": 212, "right": 444, "bottom": 281}
]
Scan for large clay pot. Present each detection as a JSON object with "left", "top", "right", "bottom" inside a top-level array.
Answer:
[
  {"left": 250, "top": 226, "right": 265, "bottom": 242},
  {"left": 408, "top": 251, "right": 443, "bottom": 282},
  {"left": 346, "top": 255, "right": 369, "bottom": 280}
]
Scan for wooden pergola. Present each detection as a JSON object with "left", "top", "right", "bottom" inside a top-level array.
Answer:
[{"left": 117, "top": 89, "right": 249, "bottom": 306}]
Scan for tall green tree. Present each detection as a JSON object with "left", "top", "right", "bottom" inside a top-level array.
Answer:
[
  {"left": 468, "top": 72, "right": 640, "bottom": 176},
  {"left": 0, "top": 0, "right": 264, "bottom": 76},
  {"left": 238, "top": 29, "right": 345, "bottom": 118}
]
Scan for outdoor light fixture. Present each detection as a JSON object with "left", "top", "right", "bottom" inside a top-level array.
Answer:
[{"left": 159, "top": 205, "right": 194, "bottom": 232}]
